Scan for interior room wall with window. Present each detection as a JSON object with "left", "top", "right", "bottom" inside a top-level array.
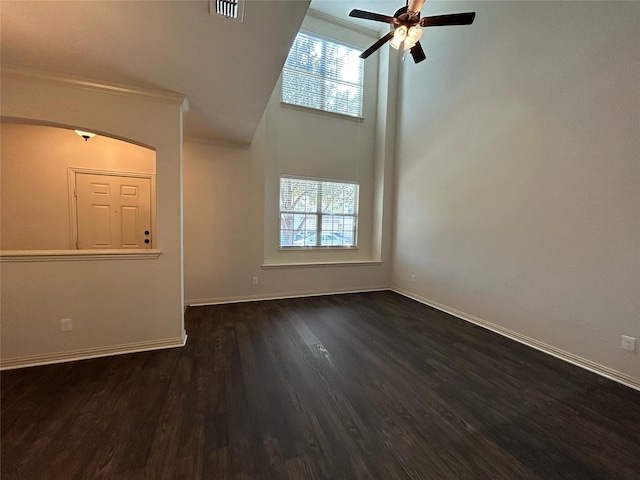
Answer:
[
  {"left": 183, "top": 11, "right": 395, "bottom": 304},
  {"left": 1, "top": 123, "right": 155, "bottom": 250},
  {"left": 0, "top": 70, "right": 186, "bottom": 367},
  {"left": 263, "top": 12, "right": 380, "bottom": 264},
  {"left": 391, "top": 1, "right": 639, "bottom": 381}
]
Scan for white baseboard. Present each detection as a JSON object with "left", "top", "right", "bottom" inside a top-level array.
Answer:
[
  {"left": 392, "top": 287, "right": 640, "bottom": 392},
  {"left": 0, "top": 335, "right": 187, "bottom": 371},
  {"left": 186, "top": 285, "right": 390, "bottom": 307}
]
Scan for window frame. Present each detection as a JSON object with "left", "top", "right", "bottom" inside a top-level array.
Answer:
[
  {"left": 279, "top": 175, "right": 359, "bottom": 250},
  {"left": 281, "top": 30, "right": 365, "bottom": 119}
]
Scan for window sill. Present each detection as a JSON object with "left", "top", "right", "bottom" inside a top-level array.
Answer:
[
  {"left": 278, "top": 246, "right": 358, "bottom": 251},
  {"left": 262, "top": 260, "right": 382, "bottom": 269},
  {"left": 280, "top": 102, "right": 364, "bottom": 122},
  {"left": 0, "top": 249, "right": 162, "bottom": 263}
]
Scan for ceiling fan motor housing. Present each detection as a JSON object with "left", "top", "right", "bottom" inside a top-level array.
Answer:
[{"left": 393, "top": 7, "right": 420, "bottom": 27}]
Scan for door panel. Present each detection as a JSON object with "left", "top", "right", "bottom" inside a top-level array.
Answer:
[
  {"left": 75, "top": 173, "right": 152, "bottom": 249},
  {"left": 90, "top": 183, "right": 110, "bottom": 195},
  {"left": 120, "top": 185, "right": 138, "bottom": 197},
  {"left": 90, "top": 204, "right": 112, "bottom": 247},
  {"left": 121, "top": 206, "right": 140, "bottom": 247}
]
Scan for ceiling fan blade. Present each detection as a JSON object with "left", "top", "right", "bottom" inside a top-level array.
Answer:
[
  {"left": 349, "top": 9, "right": 394, "bottom": 23},
  {"left": 410, "top": 41, "right": 426, "bottom": 64},
  {"left": 360, "top": 31, "right": 394, "bottom": 59},
  {"left": 419, "top": 12, "right": 476, "bottom": 27},
  {"left": 408, "top": 0, "right": 426, "bottom": 13}
]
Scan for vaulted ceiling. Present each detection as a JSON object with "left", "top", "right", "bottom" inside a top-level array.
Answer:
[
  {"left": 1, "top": 0, "right": 311, "bottom": 146},
  {"left": 1, "top": 0, "right": 401, "bottom": 146}
]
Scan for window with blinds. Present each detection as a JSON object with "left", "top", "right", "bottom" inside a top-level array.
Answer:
[
  {"left": 280, "top": 176, "right": 359, "bottom": 248},
  {"left": 282, "top": 32, "right": 364, "bottom": 118}
]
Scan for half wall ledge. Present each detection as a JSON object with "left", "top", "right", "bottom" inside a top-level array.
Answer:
[{"left": 0, "top": 249, "right": 162, "bottom": 262}]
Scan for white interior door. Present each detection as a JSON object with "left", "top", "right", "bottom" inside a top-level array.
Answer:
[{"left": 75, "top": 173, "right": 152, "bottom": 249}]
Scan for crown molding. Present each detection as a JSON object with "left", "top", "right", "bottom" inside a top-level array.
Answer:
[
  {"left": 306, "top": 8, "right": 382, "bottom": 38},
  {"left": 1, "top": 64, "right": 189, "bottom": 111}
]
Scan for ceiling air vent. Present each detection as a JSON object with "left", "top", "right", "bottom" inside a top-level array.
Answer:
[{"left": 210, "top": 0, "right": 245, "bottom": 22}]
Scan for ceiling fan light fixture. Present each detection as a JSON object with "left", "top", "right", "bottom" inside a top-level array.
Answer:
[
  {"left": 404, "top": 26, "right": 423, "bottom": 50},
  {"left": 74, "top": 130, "right": 96, "bottom": 141},
  {"left": 389, "top": 25, "right": 408, "bottom": 50}
]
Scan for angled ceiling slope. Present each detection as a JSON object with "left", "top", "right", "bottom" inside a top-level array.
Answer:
[{"left": 1, "top": 0, "right": 310, "bottom": 146}]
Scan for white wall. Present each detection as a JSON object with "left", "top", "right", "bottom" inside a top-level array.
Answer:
[
  {"left": 392, "top": 1, "right": 639, "bottom": 381},
  {"left": 0, "top": 68, "right": 186, "bottom": 367},
  {"left": 183, "top": 12, "right": 395, "bottom": 304},
  {"left": 1, "top": 123, "right": 155, "bottom": 250},
  {"left": 183, "top": 130, "right": 391, "bottom": 304}
]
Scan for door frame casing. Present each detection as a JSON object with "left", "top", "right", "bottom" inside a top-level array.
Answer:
[{"left": 67, "top": 168, "right": 156, "bottom": 250}]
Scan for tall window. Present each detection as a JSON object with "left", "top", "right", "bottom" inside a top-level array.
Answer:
[
  {"left": 280, "top": 176, "right": 359, "bottom": 248},
  {"left": 282, "top": 32, "right": 364, "bottom": 118}
]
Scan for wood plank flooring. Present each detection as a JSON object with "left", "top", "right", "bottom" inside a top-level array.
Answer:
[{"left": 2, "top": 291, "right": 639, "bottom": 479}]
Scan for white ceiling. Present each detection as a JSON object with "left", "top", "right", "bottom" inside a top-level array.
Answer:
[
  {"left": 1, "top": 0, "right": 405, "bottom": 146},
  {"left": 311, "top": 0, "right": 401, "bottom": 31}
]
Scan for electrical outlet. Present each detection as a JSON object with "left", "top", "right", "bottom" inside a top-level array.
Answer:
[
  {"left": 621, "top": 335, "right": 636, "bottom": 352},
  {"left": 410, "top": 275, "right": 416, "bottom": 282},
  {"left": 252, "top": 276, "right": 258, "bottom": 285},
  {"left": 61, "top": 318, "right": 73, "bottom": 332}
]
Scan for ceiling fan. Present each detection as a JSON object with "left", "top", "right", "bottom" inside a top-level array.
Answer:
[{"left": 349, "top": 0, "right": 476, "bottom": 63}]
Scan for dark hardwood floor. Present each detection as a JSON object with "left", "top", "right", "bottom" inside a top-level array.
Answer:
[{"left": 2, "top": 291, "right": 639, "bottom": 479}]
